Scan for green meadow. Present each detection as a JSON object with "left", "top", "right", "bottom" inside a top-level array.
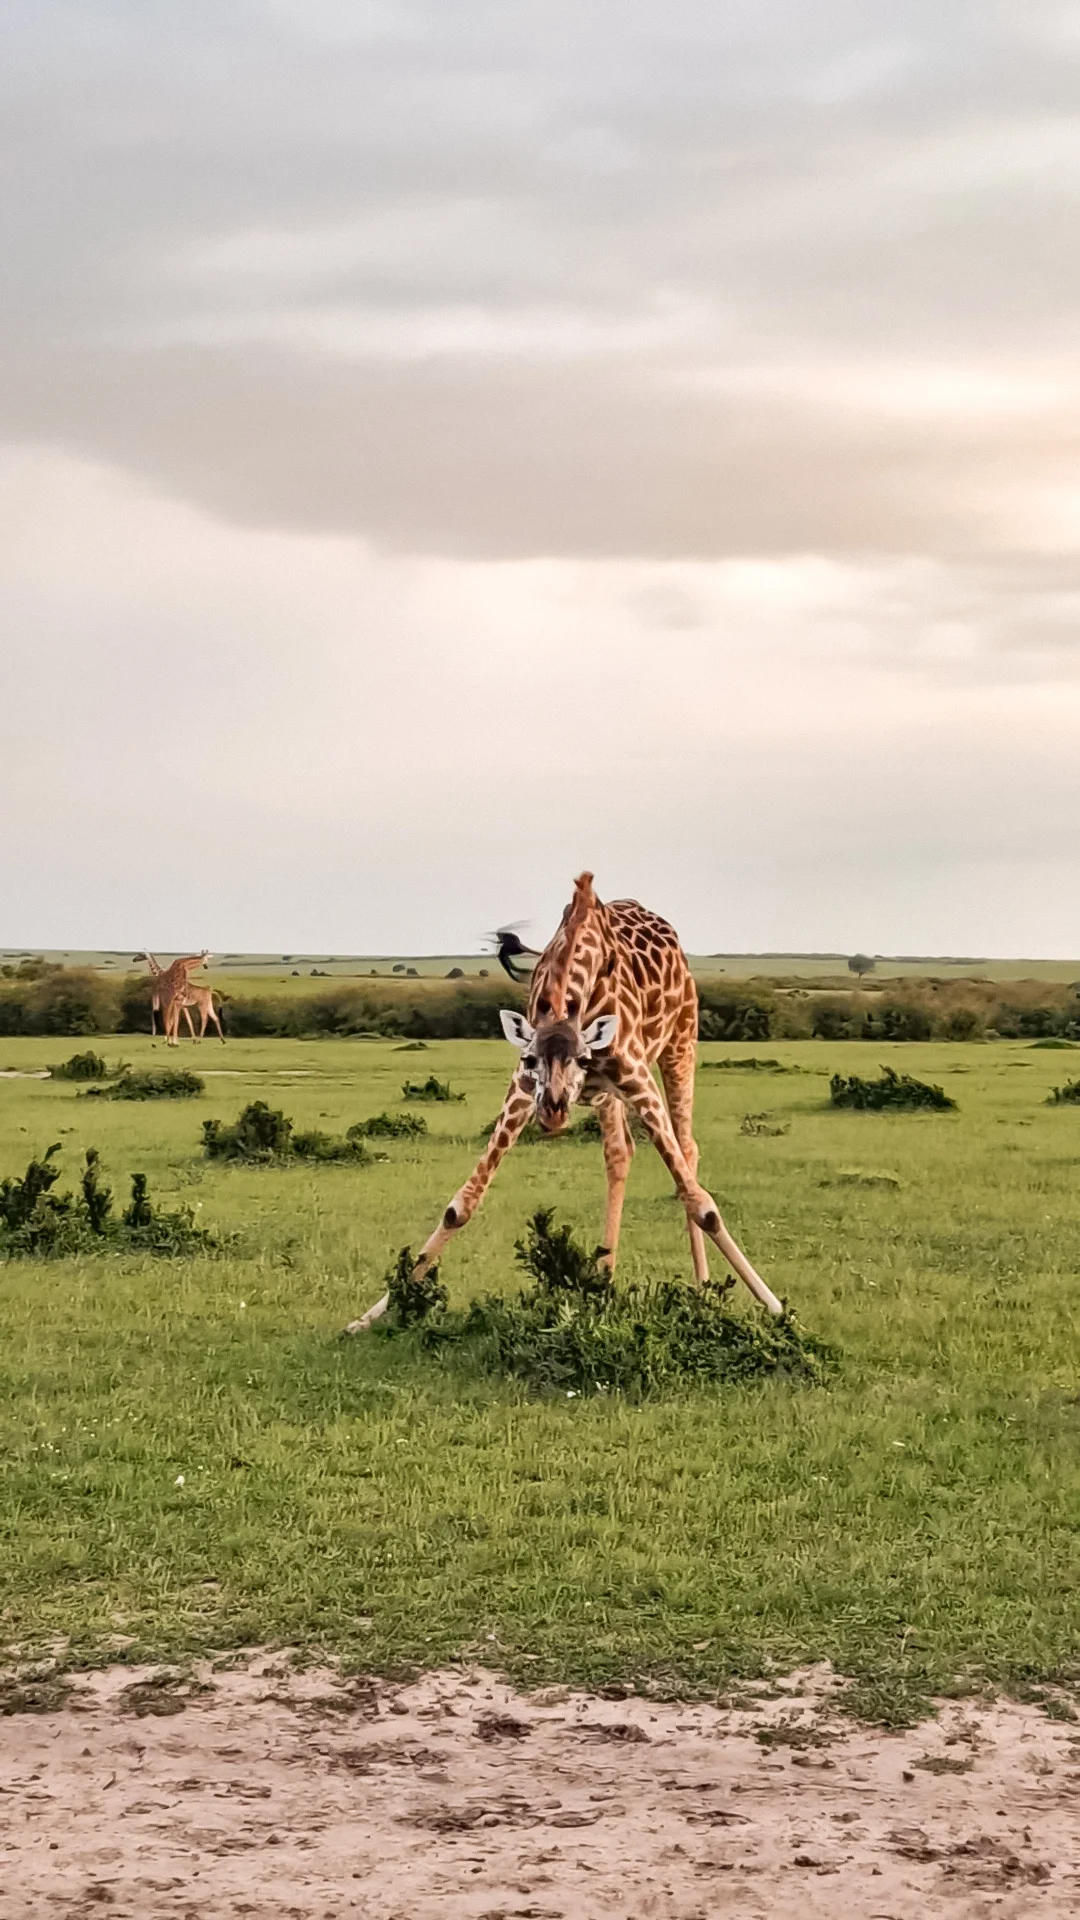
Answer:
[{"left": 1, "top": 1032, "right": 1078, "bottom": 1721}]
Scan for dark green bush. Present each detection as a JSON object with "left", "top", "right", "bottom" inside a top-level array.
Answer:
[
  {"left": 348, "top": 1112, "right": 427, "bottom": 1139},
  {"left": 810, "top": 1000, "right": 857, "bottom": 1040},
  {"left": 829, "top": 1068, "right": 956, "bottom": 1112},
  {"left": 1047, "top": 1079, "right": 1080, "bottom": 1105},
  {"left": 51, "top": 1050, "right": 109, "bottom": 1081},
  {"left": 0, "top": 969, "right": 121, "bottom": 1037},
  {"left": 860, "top": 1003, "right": 933, "bottom": 1042},
  {"left": 202, "top": 1101, "right": 293, "bottom": 1161},
  {"left": 204, "top": 1101, "right": 378, "bottom": 1163},
  {"left": 697, "top": 987, "right": 774, "bottom": 1042},
  {"left": 402, "top": 1074, "right": 464, "bottom": 1102},
  {"left": 700, "top": 1057, "right": 797, "bottom": 1073},
  {"left": 94, "top": 1068, "right": 204, "bottom": 1101},
  {"left": 0, "top": 1147, "right": 222, "bottom": 1257},
  {"left": 377, "top": 1208, "right": 832, "bottom": 1397}
]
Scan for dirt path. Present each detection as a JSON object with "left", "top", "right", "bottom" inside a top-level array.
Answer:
[{"left": 2, "top": 1656, "right": 1077, "bottom": 1917}]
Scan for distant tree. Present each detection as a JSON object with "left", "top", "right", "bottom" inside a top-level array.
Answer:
[{"left": 848, "top": 953, "right": 876, "bottom": 979}]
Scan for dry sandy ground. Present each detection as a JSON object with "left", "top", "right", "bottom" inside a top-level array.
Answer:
[{"left": 2, "top": 1655, "right": 1078, "bottom": 1919}]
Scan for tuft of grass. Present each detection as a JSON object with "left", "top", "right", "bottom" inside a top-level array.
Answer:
[
  {"left": 50, "top": 1050, "right": 110, "bottom": 1082},
  {"left": 820, "top": 1169, "right": 903, "bottom": 1190},
  {"left": 402, "top": 1074, "right": 465, "bottom": 1102},
  {"left": 830, "top": 1067, "right": 956, "bottom": 1112},
  {"left": 381, "top": 1208, "right": 831, "bottom": 1398},
  {"left": 1046, "top": 1078, "right": 1080, "bottom": 1105},
  {"left": 92, "top": 1068, "right": 204, "bottom": 1101},
  {"left": 740, "top": 1111, "right": 790, "bottom": 1136}
]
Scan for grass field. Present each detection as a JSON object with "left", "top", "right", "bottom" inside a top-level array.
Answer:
[{"left": 1, "top": 1033, "right": 1078, "bottom": 1723}]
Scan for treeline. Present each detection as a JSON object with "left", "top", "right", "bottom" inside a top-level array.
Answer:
[{"left": 1, "top": 967, "right": 1078, "bottom": 1043}]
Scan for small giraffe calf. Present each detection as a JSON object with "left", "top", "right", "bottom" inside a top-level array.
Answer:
[
  {"left": 178, "top": 981, "right": 225, "bottom": 1043},
  {"left": 347, "top": 872, "right": 783, "bottom": 1331}
]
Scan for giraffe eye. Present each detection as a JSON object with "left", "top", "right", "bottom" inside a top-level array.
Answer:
[
  {"left": 523, "top": 1054, "right": 538, "bottom": 1070},
  {"left": 567, "top": 998, "right": 579, "bottom": 1017},
  {"left": 538, "top": 996, "right": 551, "bottom": 1016}
]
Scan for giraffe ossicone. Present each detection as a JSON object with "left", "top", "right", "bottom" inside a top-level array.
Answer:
[{"left": 345, "top": 872, "right": 784, "bottom": 1333}]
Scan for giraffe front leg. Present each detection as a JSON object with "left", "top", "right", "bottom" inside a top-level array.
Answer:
[
  {"left": 617, "top": 1064, "right": 784, "bottom": 1316},
  {"left": 342, "top": 1068, "right": 537, "bottom": 1334},
  {"left": 594, "top": 1095, "right": 634, "bottom": 1274}
]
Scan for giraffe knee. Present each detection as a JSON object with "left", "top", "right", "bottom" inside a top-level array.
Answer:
[
  {"left": 700, "top": 1207, "right": 720, "bottom": 1235},
  {"left": 443, "top": 1204, "right": 458, "bottom": 1229}
]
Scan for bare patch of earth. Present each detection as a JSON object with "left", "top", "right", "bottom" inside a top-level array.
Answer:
[{"left": 1, "top": 1656, "right": 1078, "bottom": 1917}]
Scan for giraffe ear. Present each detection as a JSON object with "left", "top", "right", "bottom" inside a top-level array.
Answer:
[
  {"left": 581, "top": 1012, "right": 617, "bottom": 1054},
  {"left": 500, "top": 1009, "right": 536, "bottom": 1049}
]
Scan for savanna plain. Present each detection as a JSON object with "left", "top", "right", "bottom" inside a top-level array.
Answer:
[
  {"left": 2, "top": 1027, "right": 1079, "bottom": 1916},
  {"left": 2, "top": 1027, "right": 1077, "bottom": 1708}
]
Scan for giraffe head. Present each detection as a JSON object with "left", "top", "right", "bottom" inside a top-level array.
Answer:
[{"left": 499, "top": 872, "right": 618, "bottom": 1133}]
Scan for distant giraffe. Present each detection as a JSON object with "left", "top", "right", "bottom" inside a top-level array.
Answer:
[
  {"left": 145, "top": 952, "right": 195, "bottom": 1041},
  {"left": 346, "top": 872, "right": 783, "bottom": 1331},
  {"left": 143, "top": 952, "right": 210, "bottom": 1046},
  {"left": 179, "top": 979, "right": 225, "bottom": 1043}
]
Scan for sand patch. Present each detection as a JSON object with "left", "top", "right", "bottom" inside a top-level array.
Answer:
[{"left": 1, "top": 1657, "right": 1077, "bottom": 1917}]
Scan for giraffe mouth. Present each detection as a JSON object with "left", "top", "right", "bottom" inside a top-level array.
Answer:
[{"left": 537, "top": 1097, "right": 570, "bottom": 1135}]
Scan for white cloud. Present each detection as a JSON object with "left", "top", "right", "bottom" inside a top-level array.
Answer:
[{"left": 3, "top": 445, "right": 1080, "bottom": 954}]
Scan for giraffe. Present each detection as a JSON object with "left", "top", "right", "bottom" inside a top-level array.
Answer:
[
  {"left": 145, "top": 952, "right": 195, "bottom": 1041},
  {"left": 178, "top": 979, "right": 226, "bottom": 1043},
  {"left": 346, "top": 873, "right": 783, "bottom": 1332},
  {"left": 143, "top": 952, "right": 211, "bottom": 1046}
]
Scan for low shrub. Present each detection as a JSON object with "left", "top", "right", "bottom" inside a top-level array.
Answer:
[
  {"left": 697, "top": 986, "right": 774, "bottom": 1042},
  {"left": 50, "top": 1051, "right": 110, "bottom": 1081},
  {"left": 860, "top": 1003, "right": 933, "bottom": 1042},
  {"left": 402, "top": 1074, "right": 464, "bottom": 1103},
  {"left": 829, "top": 1068, "right": 957, "bottom": 1112},
  {"left": 91, "top": 1068, "right": 204, "bottom": 1101},
  {"left": 1047, "top": 1079, "right": 1080, "bottom": 1105},
  {"left": 377, "top": 1208, "right": 833, "bottom": 1397},
  {"left": 203, "top": 1101, "right": 380, "bottom": 1163},
  {"left": 203, "top": 1101, "right": 292, "bottom": 1161},
  {"left": 700, "top": 1057, "right": 797, "bottom": 1073},
  {"left": 739, "top": 1111, "right": 790, "bottom": 1136},
  {"left": 0, "top": 1146, "right": 223, "bottom": 1258},
  {"left": 348, "top": 1112, "right": 427, "bottom": 1139}
]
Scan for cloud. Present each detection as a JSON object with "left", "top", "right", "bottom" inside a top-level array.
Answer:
[
  {"left": 3, "top": 4, "right": 1080, "bottom": 949},
  {"left": 3, "top": 445, "right": 1080, "bottom": 953}
]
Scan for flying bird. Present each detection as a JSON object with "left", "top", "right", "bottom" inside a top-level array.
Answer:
[{"left": 484, "top": 923, "right": 541, "bottom": 983}]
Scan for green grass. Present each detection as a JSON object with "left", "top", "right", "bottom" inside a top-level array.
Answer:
[{"left": 1, "top": 1032, "right": 1078, "bottom": 1722}]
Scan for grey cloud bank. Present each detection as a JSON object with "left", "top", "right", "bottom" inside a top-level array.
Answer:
[{"left": 2, "top": 3, "right": 1079, "bottom": 953}]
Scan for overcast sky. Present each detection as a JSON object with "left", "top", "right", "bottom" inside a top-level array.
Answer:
[{"left": 3, "top": 2, "right": 1080, "bottom": 956}]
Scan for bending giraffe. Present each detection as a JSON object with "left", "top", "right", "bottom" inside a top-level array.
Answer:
[
  {"left": 346, "top": 873, "right": 783, "bottom": 1332},
  {"left": 142, "top": 951, "right": 211, "bottom": 1046}
]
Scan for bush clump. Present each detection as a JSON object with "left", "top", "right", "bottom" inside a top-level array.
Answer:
[
  {"left": 1047, "top": 1079, "right": 1080, "bottom": 1105},
  {"left": 377, "top": 1208, "right": 832, "bottom": 1397},
  {"left": 829, "top": 1068, "right": 956, "bottom": 1112},
  {"left": 50, "top": 1050, "right": 110, "bottom": 1081},
  {"left": 701, "top": 1057, "right": 797, "bottom": 1073},
  {"left": 203, "top": 1100, "right": 379, "bottom": 1163},
  {"left": 0, "top": 1146, "right": 223, "bottom": 1258},
  {"left": 348, "top": 1111, "right": 427, "bottom": 1139},
  {"left": 92, "top": 1068, "right": 204, "bottom": 1101},
  {"left": 402, "top": 1074, "right": 464, "bottom": 1102},
  {"left": 203, "top": 1100, "right": 293, "bottom": 1161}
]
